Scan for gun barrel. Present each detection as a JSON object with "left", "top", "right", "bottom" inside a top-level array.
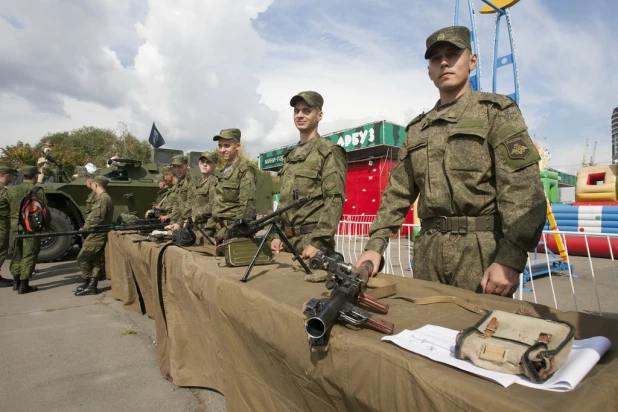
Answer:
[
  {"left": 16, "top": 222, "right": 166, "bottom": 239},
  {"left": 252, "top": 195, "right": 313, "bottom": 227},
  {"left": 305, "top": 287, "right": 351, "bottom": 339}
]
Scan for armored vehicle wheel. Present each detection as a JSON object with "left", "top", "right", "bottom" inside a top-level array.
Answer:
[{"left": 37, "top": 207, "right": 76, "bottom": 262}]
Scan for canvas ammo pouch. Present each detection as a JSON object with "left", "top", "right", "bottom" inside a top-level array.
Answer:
[
  {"left": 224, "top": 237, "right": 273, "bottom": 267},
  {"left": 455, "top": 310, "right": 576, "bottom": 383}
]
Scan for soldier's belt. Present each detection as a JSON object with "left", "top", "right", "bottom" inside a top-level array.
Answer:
[
  {"left": 284, "top": 223, "right": 317, "bottom": 238},
  {"left": 421, "top": 215, "right": 498, "bottom": 234}
]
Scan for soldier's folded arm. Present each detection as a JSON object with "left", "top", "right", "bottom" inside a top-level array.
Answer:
[
  {"left": 489, "top": 104, "right": 547, "bottom": 272},
  {"left": 310, "top": 146, "right": 347, "bottom": 250},
  {"left": 83, "top": 201, "right": 102, "bottom": 230},
  {"left": 365, "top": 144, "right": 419, "bottom": 255}
]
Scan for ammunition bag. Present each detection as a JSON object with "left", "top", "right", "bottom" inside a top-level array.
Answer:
[
  {"left": 455, "top": 310, "right": 575, "bottom": 383},
  {"left": 224, "top": 237, "right": 273, "bottom": 267}
]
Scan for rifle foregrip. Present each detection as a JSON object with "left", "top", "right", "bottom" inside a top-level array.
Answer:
[
  {"left": 365, "top": 316, "right": 394, "bottom": 335},
  {"left": 357, "top": 293, "right": 389, "bottom": 314}
]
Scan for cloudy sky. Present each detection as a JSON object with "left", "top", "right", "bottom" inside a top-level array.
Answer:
[{"left": 1, "top": 0, "right": 616, "bottom": 174}]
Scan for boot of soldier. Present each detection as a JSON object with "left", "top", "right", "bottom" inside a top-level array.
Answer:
[
  {"left": 76, "top": 279, "right": 90, "bottom": 293},
  {"left": 18, "top": 279, "right": 38, "bottom": 294},
  {"left": 13, "top": 278, "right": 21, "bottom": 292},
  {"left": 75, "top": 278, "right": 98, "bottom": 296}
]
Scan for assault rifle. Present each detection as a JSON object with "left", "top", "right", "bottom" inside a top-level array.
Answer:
[
  {"left": 226, "top": 192, "right": 315, "bottom": 282},
  {"left": 16, "top": 221, "right": 167, "bottom": 239},
  {"left": 303, "top": 248, "right": 394, "bottom": 348}
]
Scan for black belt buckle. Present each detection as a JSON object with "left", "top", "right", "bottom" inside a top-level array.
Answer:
[{"left": 436, "top": 216, "right": 449, "bottom": 233}]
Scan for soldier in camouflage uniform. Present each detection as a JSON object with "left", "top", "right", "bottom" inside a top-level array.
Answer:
[
  {"left": 37, "top": 141, "right": 55, "bottom": 183},
  {"left": 355, "top": 26, "right": 546, "bottom": 296},
  {"left": 167, "top": 151, "right": 218, "bottom": 232},
  {"left": 271, "top": 91, "right": 347, "bottom": 259},
  {"left": 84, "top": 177, "right": 95, "bottom": 217},
  {"left": 8, "top": 166, "right": 47, "bottom": 294},
  {"left": 165, "top": 155, "right": 198, "bottom": 227},
  {"left": 75, "top": 176, "right": 114, "bottom": 296},
  {"left": 0, "top": 167, "right": 18, "bottom": 287},
  {"left": 147, "top": 167, "right": 175, "bottom": 220},
  {"left": 206, "top": 128, "right": 255, "bottom": 242}
]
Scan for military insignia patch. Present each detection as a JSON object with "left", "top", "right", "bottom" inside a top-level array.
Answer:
[
  {"left": 505, "top": 137, "right": 531, "bottom": 160},
  {"left": 437, "top": 33, "right": 445, "bottom": 41},
  {"left": 324, "top": 179, "right": 336, "bottom": 191}
]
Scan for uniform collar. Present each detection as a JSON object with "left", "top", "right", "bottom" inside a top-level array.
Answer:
[{"left": 422, "top": 90, "right": 475, "bottom": 129}]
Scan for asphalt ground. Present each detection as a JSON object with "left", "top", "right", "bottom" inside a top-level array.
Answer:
[{"left": 0, "top": 248, "right": 226, "bottom": 412}]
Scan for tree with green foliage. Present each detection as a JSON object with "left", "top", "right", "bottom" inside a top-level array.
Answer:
[{"left": 0, "top": 123, "right": 152, "bottom": 177}]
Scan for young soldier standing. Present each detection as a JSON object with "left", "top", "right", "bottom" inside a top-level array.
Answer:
[
  {"left": 8, "top": 166, "right": 46, "bottom": 294},
  {"left": 271, "top": 91, "right": 347, "bottom": 259},
  {"left": 0, "top": 167, "right": 18, "bottom": 287},
  {"left": 166, "top": 155, "right": 198, "bottom": 227},
  {"left": 207, "top": 129, "right": 255, "bottom": 242},
  {"left": 167, "top": 151, "right": 218, "bottom": 232},
  {"left": 355, "top": 26, "right": 546, "bottom": 296},
  {"left": 37, "top": 141, "right": 55, "bottom": 183},
  {"left": 75, "top": 176, "right": 113, "bottom": 296}
]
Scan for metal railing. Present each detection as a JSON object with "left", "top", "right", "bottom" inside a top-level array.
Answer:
[{"left": 335, "top": 219, "right": 618, "bottom": 318}]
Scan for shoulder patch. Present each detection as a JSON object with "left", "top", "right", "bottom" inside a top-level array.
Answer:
[
  {"left": 406, "top": 112, "right": 426, "bottom": 131},
  {"left": 478, "top": 92, "right": 516, "bottom": 110},
  {"left": 504, "top": 137, "right": 531, "bottom": 159},
  {"left": 496, "top": 135, "right": 541, "bottom": 170}
]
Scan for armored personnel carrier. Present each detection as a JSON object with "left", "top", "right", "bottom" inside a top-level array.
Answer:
[{"left": 36, "top": 148, "right": 272, "bottom": 262}]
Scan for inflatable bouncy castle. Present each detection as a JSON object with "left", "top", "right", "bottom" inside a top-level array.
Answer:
[{"left": 575, "top": 165, "right": 618, "bottom": 204}]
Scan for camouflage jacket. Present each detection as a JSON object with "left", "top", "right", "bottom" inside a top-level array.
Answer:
[
  {"left": 0, "top": 183, "right": 9, "bottom": 219},
  {"left": 276, "top": 135, "right": 347, "bottom": 249},
  {"left": 210, "top": 159, "right": 255, "bottom": 221},
  {"left": 84, "top": 191, "right": 96, "bottom": 217},
  {"left": 366, "top": 90, "right": 546, "bottom": 272},
  {"left": 168, "top": 173, "right": 198, "bottom": 225},
  {"left": 155, "top": 188, "right": 168, "bottom": 206},
  {"left": 83, "top": 192, "right": 114, "bottom": 244},
  {"left": 7, "top": 183, "right": 48, "bottom": 231},
  {"left": 187, "top": 174, "right": 217, "bottom": 224}
]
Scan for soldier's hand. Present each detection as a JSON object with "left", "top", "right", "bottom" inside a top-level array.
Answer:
[
  {"left": 481, "top": 263, "right": 520, "bottom": 297},
  {"left": 159, "top": 215, "right": 169, "bottom": 222},
  {"left": 301, "top": 244, "right": 320, "bottom": 260},
  {"left": 166, "top": 223, "right": 181, "bottom": 232},
  {"left": 271, "top": 238, "right": 284, "bottom": 254},
  {"left": 354, "top": 250, "right": 382, "bottom": 277},
  {"left": 145, "top": 210, "right": 152, "bottom": 218}
]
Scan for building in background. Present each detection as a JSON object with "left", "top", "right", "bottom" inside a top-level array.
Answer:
[{"left": 612, "top": 107, "right": 618, "bottom": 163}]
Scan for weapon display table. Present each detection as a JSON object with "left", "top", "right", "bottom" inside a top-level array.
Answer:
[{"left": 105, "top": 232, "right": 618, "bottom": 412}]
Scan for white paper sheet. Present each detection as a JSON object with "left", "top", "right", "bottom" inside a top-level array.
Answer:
[{"left": 382, "top": 325, "right": 611, "bottom": 392}]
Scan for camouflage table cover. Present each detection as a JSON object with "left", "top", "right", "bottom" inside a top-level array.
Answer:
[{"left": 106, "top": 232, "right": 618, "bottom": 412}]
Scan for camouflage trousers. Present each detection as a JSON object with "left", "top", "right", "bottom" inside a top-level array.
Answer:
[
  {"left": 77, "top": 241, "right": 105, "bottom": 279},
  {"left": 0, "top": 217, "right": 9, "bottom": 270},
  {"left": 412, "top": 230, "right": 500, "bottom": 293},
  {"left": 10, "top": 235, "right": 41, "bottom": 280}
]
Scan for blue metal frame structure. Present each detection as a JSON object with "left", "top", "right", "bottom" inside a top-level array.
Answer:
[{"left": 453, "top": 0, "right": 481, "bottom": 91}]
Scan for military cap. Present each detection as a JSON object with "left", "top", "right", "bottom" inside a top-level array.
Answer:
[
  {"left": 171, "top": 154, "right": 188, "bottom": 166},
  {"left": 290, "top": 91, "right": 324, "bottom": 110},
  {"left": 21, "top": 166, "right": 40, "bottom": 177},
  {"left": 0, "top": 166, "right": 18, "bottom": 176},
  {"left": 213, "top": 128, "right": 241, "bottom": 142},
  {"left": 93, "top": 176, "right": 109, "bottom": 188},
  {"left": 425, "top": 26, "right": 471, "bottom": 59},
  {"left": 161, "top": 166, "right": 174, "bottom": 175},
  {"left": 199, "top": 150, "right": 219, "bottom": 163}
]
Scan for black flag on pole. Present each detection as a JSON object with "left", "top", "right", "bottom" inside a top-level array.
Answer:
[{"left": 148, "top": 122, "right": 165, "bottom": 148}]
